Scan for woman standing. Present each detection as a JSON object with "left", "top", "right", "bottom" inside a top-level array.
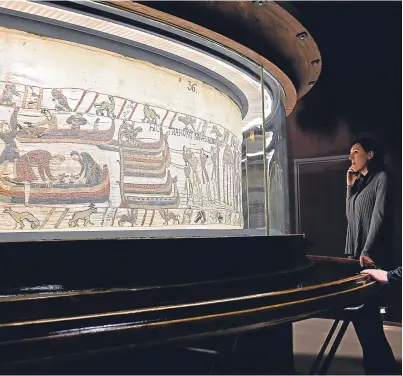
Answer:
[{"left": 346, "top": 137, "right": 398, "bottom": 374}]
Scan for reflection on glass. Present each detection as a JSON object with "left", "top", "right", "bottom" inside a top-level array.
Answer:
[
  {"left": 241, "top": 68, "right": 290, "bottom": 235},
  {"left": 264, "top": 99, "right": 290, "bottom": 235}
]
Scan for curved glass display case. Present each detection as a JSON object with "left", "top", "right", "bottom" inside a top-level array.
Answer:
[{"left": 0, "top": 1, "right": 289, "bottom": 240}]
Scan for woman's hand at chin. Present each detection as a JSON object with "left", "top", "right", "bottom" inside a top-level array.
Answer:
[{"left": 347, "top": 167, "right": 358, "bottom": 186}]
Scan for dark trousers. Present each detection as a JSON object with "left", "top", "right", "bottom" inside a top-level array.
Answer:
[{"left": 352, "top": 299, "right": 399, "bottom": 375}]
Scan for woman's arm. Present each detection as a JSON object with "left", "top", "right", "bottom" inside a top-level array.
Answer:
[
  {"left": 361, "top": 267, "right": 401, "bottom": 284},
  {"left": 346, "top": 185, "right": 353, "bottom": 216},
  {"left": 387, "top": 266, "right": 402, "bottom": 283},
  {"left": 346, "top": 168, "right": 357, "bottom": 216},
  {"left": 361, "top": 172, "right": 388, "bottom": 257}
]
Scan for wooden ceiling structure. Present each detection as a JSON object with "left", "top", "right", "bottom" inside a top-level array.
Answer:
[{"left": 105, "top": 1, "right": 322, "bottom": 115}]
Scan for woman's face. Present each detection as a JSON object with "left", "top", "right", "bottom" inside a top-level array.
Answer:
[{"left": 349, "top": 143, "right": 373, "bottom": 173}]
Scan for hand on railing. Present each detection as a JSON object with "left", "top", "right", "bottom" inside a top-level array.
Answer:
[
  {"left": 359, "top": 255, "right": 375, "bottom": 268},
  {"left": 360, "top": 269, "right": 389, "bottom": 284}
]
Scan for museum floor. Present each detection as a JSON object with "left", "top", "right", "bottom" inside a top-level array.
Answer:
[
  {"left": 8, "top": 318, "right": 400, "bottom": 374},
  {"left": 293, "top": 318, "right": 402, "bottom": 375}
]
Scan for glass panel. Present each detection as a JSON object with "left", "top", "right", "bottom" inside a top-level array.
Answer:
[
  {"left": 241, "top": 66, "right": 267, "bottom": 232},
  {"left": 263, "top": 69, "right": 291, "bottom": 235}
]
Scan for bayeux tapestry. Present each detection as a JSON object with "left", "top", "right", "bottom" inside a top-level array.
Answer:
[{"left": 0, "top": 27, "right": 243, "bottom": 232}]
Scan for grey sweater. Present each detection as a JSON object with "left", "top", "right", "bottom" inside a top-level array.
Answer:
[{"left": 345, "top": 170, "right": 390, "bottom": 262}]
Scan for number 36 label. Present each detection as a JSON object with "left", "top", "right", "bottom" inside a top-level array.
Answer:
[{"left": 187, "top": 81, "right": 197, "bottom": 93}]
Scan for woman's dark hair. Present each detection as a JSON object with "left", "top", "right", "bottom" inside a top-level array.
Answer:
[
  {"left": 352, "top": 137, "right": 384, "bottom": 171},
  {"left": 70, "top": 151, "right": 80, "bottom": 158}
]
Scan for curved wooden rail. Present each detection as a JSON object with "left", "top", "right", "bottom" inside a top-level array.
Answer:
[{"left": 0, "top": 255, "right": 380, "bottom": 367}]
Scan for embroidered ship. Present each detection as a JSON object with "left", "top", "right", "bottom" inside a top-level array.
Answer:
[
  {"left": 119, "top": 125, "right": 179, "bottom": 212},
  {"left": 16, "top": 121, "right": 115, "bottom": 145},
  {"left": 123, "top": 171, "right": 173, "bottom": 195},
  {"left": 0, "top": 165, "right": 110, "bottom": 205},
  {"left": 121, "top": 131, "right": 169, "bottom": 156}
]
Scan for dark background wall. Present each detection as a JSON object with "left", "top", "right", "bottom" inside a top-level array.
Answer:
[{"left": 287, "top": 1, "right": 402, "bottom": 321}]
